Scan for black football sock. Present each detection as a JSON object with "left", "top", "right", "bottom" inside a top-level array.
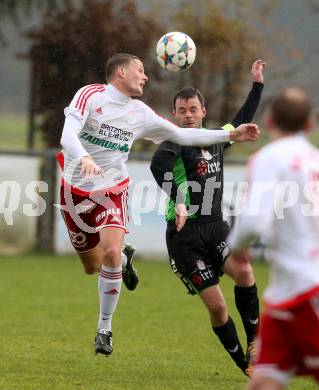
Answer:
[
  {"left": 234, "top": 284, "right": 259, "bottom": 345},
  {"left": 213, "top": 316, "right": 246, "bottom": 370}
]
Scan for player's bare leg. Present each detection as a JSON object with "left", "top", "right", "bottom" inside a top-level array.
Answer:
[
  {"left": 78, "top": 245, "right": 103, "bottom": 274},
  {"left": 224, "top": 254, "right": 259, "bottom": 370},
  {"left": 94, "top": 227, "right": 125, "bottom": 356},
  {"left": 199, "top": 284, "right": 228, "bottom": 326},
  {"left": 78, "top": 242, "right": 138, "bottom": 290},
  {"left": 247, "top": 375, "right": 284, "bottom": 390},
  {"left": 199, "top": 285, "right": 248, "bottom": 375},
  {"left": 224, "top": 255, "right": 255, "bottom": 287}
]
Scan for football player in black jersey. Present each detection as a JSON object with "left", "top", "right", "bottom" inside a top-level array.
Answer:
[{"left": 151, "top": 60, "right": 265, "bottom": 376}]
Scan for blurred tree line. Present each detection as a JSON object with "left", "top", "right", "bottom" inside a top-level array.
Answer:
[
  {"left": 3, "top": 0, "right": 262, "bottom": 151},
  {"left": 0, "top": 0, "right": 60, "bottom": 36}
]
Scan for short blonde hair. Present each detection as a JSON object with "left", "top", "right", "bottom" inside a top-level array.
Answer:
[{"left": 106, "top": 53, "right": 141, "bottom": 82}]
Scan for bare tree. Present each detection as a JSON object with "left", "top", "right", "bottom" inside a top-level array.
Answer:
[
  {"left": 24, "top": 0, "right": 261, "bottom": 150},
  {"left": 25, "top": 0, "right": 161, "bottom": 148}
]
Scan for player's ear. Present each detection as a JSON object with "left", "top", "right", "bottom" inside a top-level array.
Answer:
[
  {"left": 202, "top": 106, "right": 207, "bottom": 118},
  {"left": 117, "top": 66, "right": 126, "bottom": 79},
  {"left": 172, "top": 108, "right": 176, "bottom": 118}
]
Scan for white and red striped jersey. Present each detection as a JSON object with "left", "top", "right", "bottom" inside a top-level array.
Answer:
[
  {"left": 60, "top": 84, "right": 231, "bottom": 193},
  {"left": 227, "top": 134, "right": 319, "bottom": 309}
]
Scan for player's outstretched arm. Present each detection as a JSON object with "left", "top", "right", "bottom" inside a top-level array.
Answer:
[
  {"left": 229, "top": 124, "right": 260, "bottom": 142},
  {"left": 146, "top": 120, "right": 260, "bottom": 146},
  {"left": 141, "top": 103, "right": 260, "bottom": 146}
]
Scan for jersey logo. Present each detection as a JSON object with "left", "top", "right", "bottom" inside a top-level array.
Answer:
[
  {"left": 104, "top": 288, "right": 119, "bottom": 295},
  {"left": 192, "top": 274, "right": 204, "bottom": 286},
  {"left": 110, "top": 215, "right": 121, "bottom": 223},
  {"left": 196, "top": 159, "right": 221, "bottom": 176},
  {"left": 196, "top": 259, "right": 206, "bottom": 270},
  {"left": 95, "top": 107, "right": 103, "bottom": 114},
  {"left": 69, "top": 231, "right": 87, "bottom": 248},
  {"left": 170, "top": 258, "right": 179, "bottom": 274},
  {"left": 197, "top": 160, "right": 208, "bottom": 176},
  {"left": 200, "top": 149, "right": 213, "bottom": 160},
  {"left": 75, "top": 200, "right": 97, "bottom": 214},
  {"left": 227, "top": 345, "right": 239, "bottom": 353}
]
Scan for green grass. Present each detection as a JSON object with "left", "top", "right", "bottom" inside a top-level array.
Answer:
[
  {"left": 0, "top": 114, "right": 28, "bottom": 150},
  {"left": 0, "top": 254, "right": 316, "bottom": 389},
  {"left": 0, "top": 115, "right": 44, "bottom": 151}
]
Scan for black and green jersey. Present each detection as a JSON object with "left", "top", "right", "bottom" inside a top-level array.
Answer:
[
  {"left": 150, "top": 82, "right": 264, "bottom": 222},
  {"left": 160, "top": 124, "right": 233, "bottom": 222}
]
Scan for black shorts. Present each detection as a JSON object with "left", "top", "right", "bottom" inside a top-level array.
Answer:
[{"left": 166, "top": 219, "right": 230, "bottom": 295}]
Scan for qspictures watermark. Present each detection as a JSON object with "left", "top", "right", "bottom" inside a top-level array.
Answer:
[
  {"left": 0, "top": 181, "right": 48, "bottom": 225},
  {"left": 0, "top": 178, "right": 319, "bottom": 231}
]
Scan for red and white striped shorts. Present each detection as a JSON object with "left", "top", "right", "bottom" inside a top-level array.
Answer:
[{"left": 60, "top": 183, "right": 129, "bottom": 252}]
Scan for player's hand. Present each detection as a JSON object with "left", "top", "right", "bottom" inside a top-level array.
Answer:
[
  {"left": 230, "top": 124, "right": 260, "bottom": 142},
  {"left": 80, "top": 156, "right": 103, "bottom": 177},
  {"left": 175, "top": 203, "right": 187, "bottom": 232},
  {"left": 251, "top": 59, "right": 266, "bottom": 83}
]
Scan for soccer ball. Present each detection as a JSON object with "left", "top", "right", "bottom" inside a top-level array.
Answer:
[{"left": 156, "top": 31, "right": 196, "bottom": 72}]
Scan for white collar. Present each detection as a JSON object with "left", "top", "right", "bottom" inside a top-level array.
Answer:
[{"left": 107, "top": 83, "right": 130, "bottom": 102}]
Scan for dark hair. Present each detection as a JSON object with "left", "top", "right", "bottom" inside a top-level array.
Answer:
[
  {"left": 173, "top": 87, "right": 205, "bottom": 109},
  {"left": 271, "top": 88, "right": 311, "bottom": 133},
  {"left": 106, "top": 53, "right": 141, "bottom": 82}
]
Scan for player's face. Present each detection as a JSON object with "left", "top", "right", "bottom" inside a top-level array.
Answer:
[
  {"left": 123, "top": 59, "right": 148, "bottom": 97},
  {"left": 173, "top": 97, "right": 206, "bottom": 128}
]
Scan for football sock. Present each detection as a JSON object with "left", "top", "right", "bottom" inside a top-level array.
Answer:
[
  {"left": 235, "top": 284, "right": 259, "bottom": 345},
  {"left": 97, "top": 264, "right": 122, "bottom": 332},
  {"left": 213, "top": 316, "right": 246, "bottom": 370}
]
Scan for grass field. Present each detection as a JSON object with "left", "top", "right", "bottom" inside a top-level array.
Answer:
[
  {"left": 0, "top": 115, "right": 28, "bottom": 150},
  {"left": 0, "top": 115, "right": 43, "bottom": 151},
  {"left": 0, "top": 254, "right": 316, "bottom": 390}
]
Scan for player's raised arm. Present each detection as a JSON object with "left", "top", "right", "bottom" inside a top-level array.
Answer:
[
  {"left": 230, "top": 60, "right": 266, "bottom": 128},
  {"left": 252, "top": 59, "right": 266, "bottom": 84}
]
